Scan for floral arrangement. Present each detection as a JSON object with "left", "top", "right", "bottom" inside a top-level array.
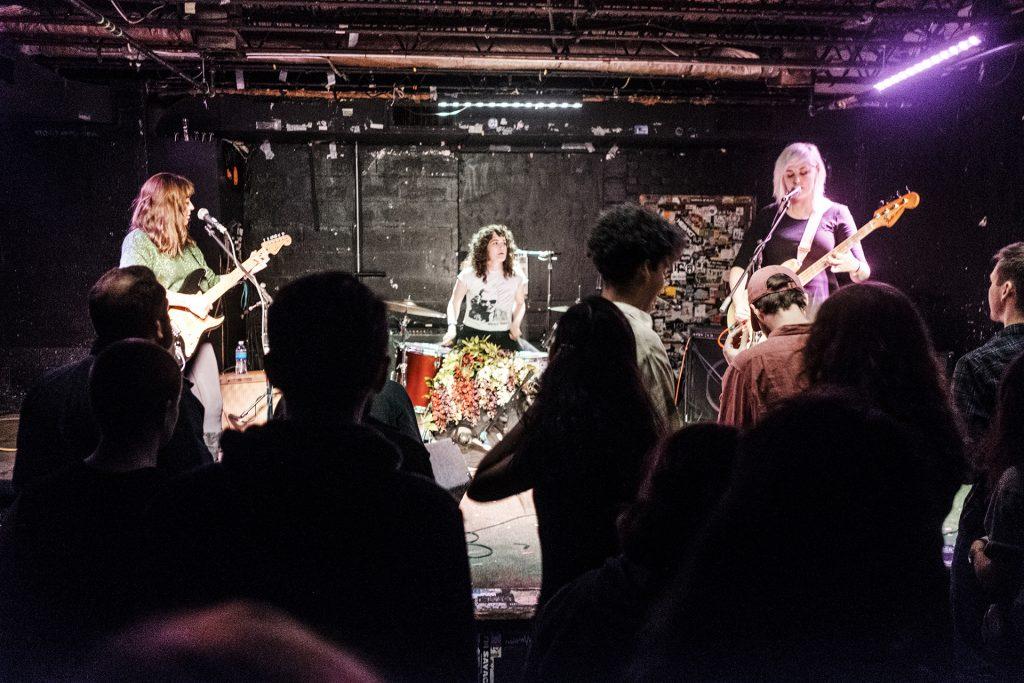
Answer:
[{"left": 423, "top": 337, "right": 537, "bottom": 435}]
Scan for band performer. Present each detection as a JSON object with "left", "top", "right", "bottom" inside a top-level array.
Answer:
[
  {"left": 728, "top": 142, "right": 870, "bottom": 324},
  {"left": 119, "top": 172, "right": 223, "bottom": 455},
  {"left": 442, "top": 224, "right": 527, "bottom": 352}
]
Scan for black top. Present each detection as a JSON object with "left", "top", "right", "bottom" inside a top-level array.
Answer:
[
  {"left": 274, "top": 391, "right": 434, "bottom": 481},
  {"left": 524, "top": 555, "right": 658, "bottom": 682},
  {"left": 0, "top": 463, "right": 167, "bottom": 672},
  {"left": 505, "top": 425, "right": 646, "bottom": 605},
  {"left": 734, "top": 202, "right": 863, "bottom": 309},
  {"left": 365, "top": 416, "right": 435, "bottom": 481},
  {"left": 952, "top": 323, "right": 1024, "bottom": 444},
  {"left": 368, "top": 379, "right": 422, "bottom": 444},
  {"left": 143, "top": 420, "right": 476, "bottom": 682},
  {"left": 13, "top": 354, "right": 210, "bottom": 494}
]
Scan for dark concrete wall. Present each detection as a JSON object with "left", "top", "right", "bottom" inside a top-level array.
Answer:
[
  {"left": 3, "top": 59, "right": 1023, "bottom": 410},
  {"left": 0, "top": 124, "right": 147, "bottom": 410},
  {"left": 242, "top": 144, "right": 784, "bottom": 343}
]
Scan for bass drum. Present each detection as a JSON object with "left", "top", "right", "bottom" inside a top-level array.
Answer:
[{"left": 402, "top": 342, "right": 448, "bottom": 409}]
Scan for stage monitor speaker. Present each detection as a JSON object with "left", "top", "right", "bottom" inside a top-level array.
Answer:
[
  {"left": 682, "top": 327, "right": 726, "bottom": 425},
  {"left": 219, "top": 370, "right": 282, "bottom": 430},
  {"left": 425, "top": 438, "right": 471, "bottom": 494}
]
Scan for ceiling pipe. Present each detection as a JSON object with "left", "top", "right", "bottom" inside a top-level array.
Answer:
[
  {"left": 244, "top": 50, "right": 811, "bottom": 76},
  {"left": 60, "top": 0, "right": 207, "bottom": 92},
  {"left": 0, "top": 17, "right": 905, "bottom": 48},
  {"left": 154, "top": 1, "right": 968, "bottom": 24}
]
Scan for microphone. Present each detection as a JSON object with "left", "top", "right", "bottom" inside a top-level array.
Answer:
[
  {"left": 196, "top": 208, "right": 229, "bottom": 235},
  {"left": 780, "top": 186, "right": 802, "bottom": 203}
]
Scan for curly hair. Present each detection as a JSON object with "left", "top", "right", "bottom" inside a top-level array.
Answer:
[
  {"left": 587, "top": 204, "right": 686, "bottom": 288},
  {"left": 130, "top": 173, "right": 195, "bottom": 257},
  {"left": 463, "top": 224, "right": 517, "bottom": 281}
]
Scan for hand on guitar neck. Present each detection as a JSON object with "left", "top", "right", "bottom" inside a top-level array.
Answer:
[
  {"left": 169, "top": 233, "right": 292, "bottom": 363},
  {"left": 777, "top": 251, "right": 863, "bottom": 279}
]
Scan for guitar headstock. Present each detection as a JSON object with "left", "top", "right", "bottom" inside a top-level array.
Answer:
[
  {"left": 872, "top": 191, "right": 920, "bottom": 228},
  {"left": 260, "top": 233, "right": 292, "bottom": 255},
  {"left": 248, "top": 233, "right": 293, "bottom": 261}
]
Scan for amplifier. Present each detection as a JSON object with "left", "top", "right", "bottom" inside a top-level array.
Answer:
[
  {"left": 688, "top": 325, "right": 724, "bottom": 341},
  {"left": 219, "top": 371, "right": 282, "bottom": 430},
  {"left": 682, "top": 329, "right": 726, "bottom": 424}
]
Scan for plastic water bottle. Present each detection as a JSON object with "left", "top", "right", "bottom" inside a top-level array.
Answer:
[{"left": 235, "top": 341, "right": 248, "bottom": 374}]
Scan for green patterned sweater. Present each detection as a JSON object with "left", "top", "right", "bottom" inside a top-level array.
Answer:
[{"left": 119, "top": 229, "right": 220, "bottom": 293}]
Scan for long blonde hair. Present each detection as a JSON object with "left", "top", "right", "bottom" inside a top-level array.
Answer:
[
  {"left": 772, "top": 142, "right": 827, "bottom": 205},
  {"left": 130, "top": 173, "right": 194, "bottom": 257}
]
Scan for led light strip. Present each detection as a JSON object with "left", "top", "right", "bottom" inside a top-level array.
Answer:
[
  {"left": 437, "top": 101, "right": 583, "bottom": 109},
  {"left": 874, "top": 35, "right": 982, "bottom": 92}
]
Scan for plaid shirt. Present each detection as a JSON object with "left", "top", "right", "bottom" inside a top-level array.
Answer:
[{"left": 951, "top": 323, "right": 1024, "bottom": 444}]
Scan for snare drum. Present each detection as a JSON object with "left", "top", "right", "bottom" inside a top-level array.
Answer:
[{"left": 402, "top": 342, "right": 448, "bottom": 408}]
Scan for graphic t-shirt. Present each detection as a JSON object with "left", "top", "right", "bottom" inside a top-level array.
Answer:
[{"left": 458, "top": 267, "right": 525, "bottom": 332}]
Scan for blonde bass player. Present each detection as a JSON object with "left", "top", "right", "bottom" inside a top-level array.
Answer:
[
  {"left": 727, "top": 142, "right": 870, "bottom": 345},
  {"left": 119, "top": 173, "right": 223, "bottom": 456}
]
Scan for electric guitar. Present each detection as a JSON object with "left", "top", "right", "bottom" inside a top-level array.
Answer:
[
  {"left": 723, "top": 191, "right": 920, "bottom": 347},
  {"left": 170, "top": 233, "right": 291, "bottom": 364}
]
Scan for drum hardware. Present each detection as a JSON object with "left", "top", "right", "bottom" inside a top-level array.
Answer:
[
  {"left": 543, "top": 286, "right": 585, "bottom": 349},
  {"left": 402, "top": 342, "right": 449, "bottom": 409},
  {"left": 384, "top": 297, "right": 446, "bottom": 391},
  {"left": 384, "top": 298, "right": 446, "bottom": 319},
  {"left": 519, "top": 249, "right": 562, "bottom": 343},
  {"left": 542, "top": 322, "right": 557, "bottom": 351}
]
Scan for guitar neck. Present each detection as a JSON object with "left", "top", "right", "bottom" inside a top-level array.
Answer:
[
  {"left": 202, "top": 256, "right": 263, "bottom": 304},
  {"left": 798, "top": 220, "right": 879, "bottom": 285}
]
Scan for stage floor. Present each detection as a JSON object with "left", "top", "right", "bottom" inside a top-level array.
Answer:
[{"left": 461, "top": 491, "right": 540, "bottom": 619}]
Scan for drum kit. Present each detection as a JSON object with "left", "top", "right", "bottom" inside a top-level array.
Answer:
[
  {"left": 384, "top": 296, "right": 564, "bottom": 412},
  {"left": 384, "top": 297, "right": 447, "bottom": 410}
]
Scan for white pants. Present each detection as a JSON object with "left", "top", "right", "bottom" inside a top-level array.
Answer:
[{"left": 186, "top": 341, "right": 223, "bottom": 436}]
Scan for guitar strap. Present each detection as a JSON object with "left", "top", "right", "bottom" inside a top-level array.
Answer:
[{"left": 794, "top": 199, "right": 833, "bottom": 269}]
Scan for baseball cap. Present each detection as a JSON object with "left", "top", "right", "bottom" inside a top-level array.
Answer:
[{"left": 746, "top": 265, "right": 804, "bottom": 332}]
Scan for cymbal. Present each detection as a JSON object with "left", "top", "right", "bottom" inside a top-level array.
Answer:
[
  {"left": 548, "top": 305, "right": 569, "bottom": 313},
  {"left": 384, "top": 299, "right": 446, "bottom": 319}
]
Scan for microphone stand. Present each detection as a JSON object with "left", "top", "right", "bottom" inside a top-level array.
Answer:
[
  {"left": 520, "top": 250, "right": 561, "bottom": 338},
  {"left": 201, "top": 224, "right": 276, "bottom": 422},
  {"left": 719, "top": 195, "right": 795, "bottom": 323}
]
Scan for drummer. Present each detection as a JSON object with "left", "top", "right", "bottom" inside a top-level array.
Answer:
[{"left": 442, "top": 224, "right": 527, "bottom": 352}]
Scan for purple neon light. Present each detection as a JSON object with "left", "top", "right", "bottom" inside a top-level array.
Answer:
[{"left": 874, "top": 35, "right": 982, "bottom": 92}]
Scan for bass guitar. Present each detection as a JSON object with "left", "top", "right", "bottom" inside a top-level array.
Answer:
[
  {"left": 723, "top": 191, "right": 920, "bottom": 346},
  {"left": 170, "top": 233, "right": 291, "bottom": 363}
]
